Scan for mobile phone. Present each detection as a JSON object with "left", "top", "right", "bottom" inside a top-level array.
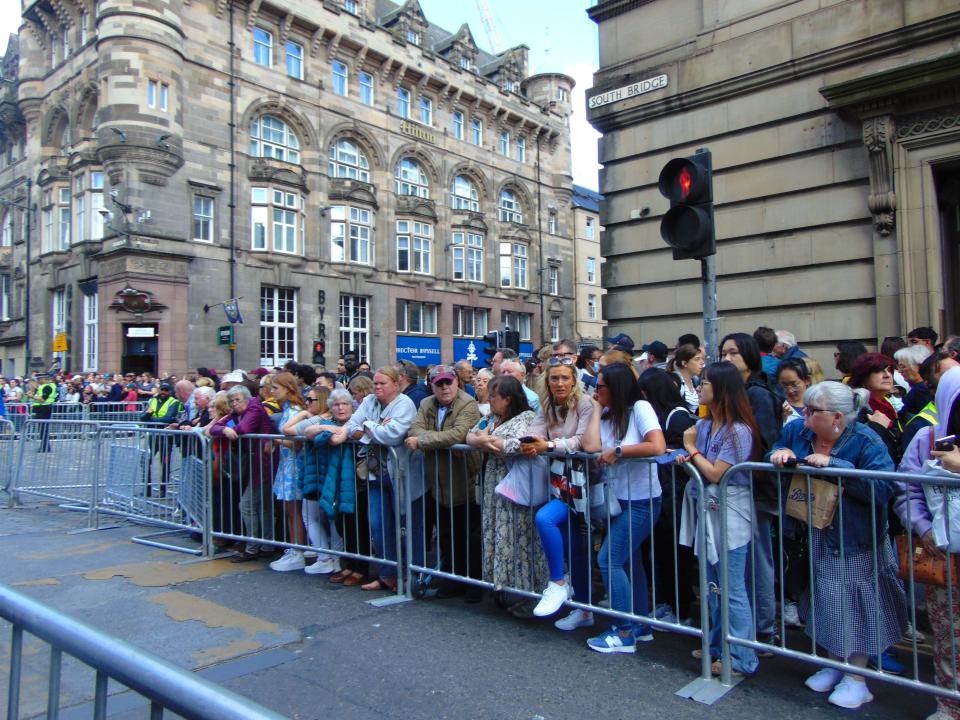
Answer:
[
  {"left": 935, "top": 435, "right": 958, "bottom": 452},
  {"left": 519, "top": 436, "right": 536, "bottom": 444}
]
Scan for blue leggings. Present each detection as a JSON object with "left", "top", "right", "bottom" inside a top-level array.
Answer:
[{"left": 535, "top": 499, "right": 590, "bottom": 603}]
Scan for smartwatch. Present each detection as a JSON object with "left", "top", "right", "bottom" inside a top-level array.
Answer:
[{"left": 614, "top": 444, "right": 622, "bottom": 457}]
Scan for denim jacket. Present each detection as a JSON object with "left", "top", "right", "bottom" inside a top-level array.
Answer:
[{"left": 770, "top": 419, "right": 895, "bottom": 551}]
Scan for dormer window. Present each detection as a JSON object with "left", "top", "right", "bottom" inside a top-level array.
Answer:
[{"left": 407, "top": 29, "right": 421, "bottom": 46}]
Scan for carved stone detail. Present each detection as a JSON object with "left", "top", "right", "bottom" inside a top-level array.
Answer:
[
  {"left": 862, "top": 115, "right": 896, "bottom": 236},
  {"left": 896, "top": 107, "right": 960, "bottom": 139}
]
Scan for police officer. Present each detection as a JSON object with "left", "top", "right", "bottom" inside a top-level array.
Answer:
[
  {"left": 27, "top": 371, "right": 57, "bottom": 452},
  {"left": 140, "top": 382, "right": 184, "bottom": 497}
]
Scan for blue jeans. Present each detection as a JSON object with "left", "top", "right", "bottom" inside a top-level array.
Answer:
[
  {"left": 707, "top": 544, "right": 759, "bottom": 675},
  {"left": 535, "top": 499, "right": 590, "bottom": 602},
  {"left": 368, "top": 479, "right": 397, "bottom": 579},
  {"left": 598, "top": 497, "right": 661, "bottom": 632},
  {"left": 747, "top": 509, "right": 776, "bottom": 636}
]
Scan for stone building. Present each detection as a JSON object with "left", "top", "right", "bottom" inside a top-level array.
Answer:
[
  {"left": 0, "top": 0, "right": 577, "bottom": 377},
  {"left": 587, "top": 0, "right": 960, "bottom": 371},
  {"left": 571, "top": 183, "right": 604, "bottom": 346}
]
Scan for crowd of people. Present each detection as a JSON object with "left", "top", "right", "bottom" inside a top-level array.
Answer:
[{"left": 22, "top": 326, "right": 960, "bottom": 717}]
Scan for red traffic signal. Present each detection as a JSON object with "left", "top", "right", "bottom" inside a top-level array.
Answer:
[
  {"left": 312, "top": 339, "right": 326, "bottom": 365},
  {"left": 657, "top": 151, "right": 715, "bottom": 260}
]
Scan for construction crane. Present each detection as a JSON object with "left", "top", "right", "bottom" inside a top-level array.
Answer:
[{"left": 474, "top": 0, "right": 504, "bottom": 54}]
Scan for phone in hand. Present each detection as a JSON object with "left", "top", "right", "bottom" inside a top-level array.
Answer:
[
  {"left": 935, "top": 435, "right": 958, "bottom": 452},
  {"left": 519, "top": 436, "right": 536, "bottom": 444}
]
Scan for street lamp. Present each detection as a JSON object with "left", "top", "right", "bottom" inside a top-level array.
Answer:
[{"left": 0, "top": 179, "right": 34, "bottom": 373}]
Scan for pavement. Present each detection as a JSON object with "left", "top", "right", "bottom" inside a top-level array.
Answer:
[{"left": 0, "top": 498, "right": 942, "bottom": 720}]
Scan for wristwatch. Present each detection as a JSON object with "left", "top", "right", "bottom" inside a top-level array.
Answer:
[
  {"left": 546, "top": 441, "right": 556, "bottom": 452},
  {"left": 615, "top": 444, "right": 622, "bottom": 457}
]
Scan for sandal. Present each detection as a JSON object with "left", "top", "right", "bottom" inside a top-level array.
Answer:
[
  {"left": 361, "top": 577, "right": 398, "bottom": 592},
  {"left": 342, "top": 572, "right": 366, "bottom": 586},
  {"left": 329, "top": 569, "right": 351, "bottom": 583}
]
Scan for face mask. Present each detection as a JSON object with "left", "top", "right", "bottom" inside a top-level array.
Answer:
[
  {"left": 888, "top": 395, "right": 904, "bottom": 413},
  {"left": 592, "top": 361, "right": 600, "bottom": 373}
]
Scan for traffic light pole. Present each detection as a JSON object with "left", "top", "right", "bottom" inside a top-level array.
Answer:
[{"left": 701, "top": 255, "right": 719, "bottom": 363}]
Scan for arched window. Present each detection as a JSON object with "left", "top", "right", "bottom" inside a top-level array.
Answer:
[
  {"left": 1, "top": 211, "right": 12, "bottom": 247},
  {"left": 451, "top": 175, "right": 479, "bottom": 211},
  {"left": 250, "top": 115, "right": 300, "bottom": 164},
  {"left": 328, "top": 138, "right": 370, "bottom": 182},
  {"left": 395, "top": 158, "right": 429, "bottom": 199},
  {"left": 498, "top": 189, "right": 522, "bottom": 224}
]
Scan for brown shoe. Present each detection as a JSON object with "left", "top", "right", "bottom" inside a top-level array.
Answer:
[
  {"left": 342, "top": 572, "right": 366, "bottom": 586},
  {"left": 328, "top": 569, "right": 351, "bottom": 584}
]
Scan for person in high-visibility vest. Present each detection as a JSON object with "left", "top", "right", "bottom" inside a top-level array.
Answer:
[
  {"left": 27, "top": 371, "right": 57, "bottom": 452},
  {"left": 140, "top": 382, "right": 184, "bottom": 498}
]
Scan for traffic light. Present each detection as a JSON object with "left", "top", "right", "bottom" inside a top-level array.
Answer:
[
  {"left": 482, "top": 331, "right": 499, "bottom": 366},
  {"left": 503, "top": 330, "right": 520, "bottom": 354},
  {"left": 657, "top": 149, "right": 715, "bottom": 260},
  {"left": 312, "top": 339, "right": 326, "bottom": 366}
]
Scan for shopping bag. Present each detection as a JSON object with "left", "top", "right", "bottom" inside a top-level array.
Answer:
[
  {"left": 785, "top": 474, "right": 839, "bottom": 529},
  {"left": 495, "top": 455, "right": 550, "bottom": 507}
]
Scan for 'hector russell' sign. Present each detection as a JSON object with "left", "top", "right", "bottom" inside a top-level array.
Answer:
[{"left": 588, "top": 74, "right": 668, "bottom": 110}]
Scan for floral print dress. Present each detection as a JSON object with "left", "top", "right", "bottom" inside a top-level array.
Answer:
[{"left": 472, "top": 410, "right": 548, "bottom": 592}]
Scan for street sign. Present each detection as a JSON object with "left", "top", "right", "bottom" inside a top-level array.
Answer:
[
  {"left": 217, "top": 325, "right": 234, "bottom": 346},
  {"left": 52, "top": 332, "right": 68, "bottom": 352}
]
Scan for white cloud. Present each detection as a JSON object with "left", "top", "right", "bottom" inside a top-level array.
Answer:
[{"left": 565, "top": 62, "right": 601, "bottom": 192}]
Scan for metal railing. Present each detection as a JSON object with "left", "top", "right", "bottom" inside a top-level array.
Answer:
[
  {"left": 1, "top": 583, "right": 288, "bottom": 720},
  {"left": 4, "top": 402, "right": 150, "bottom": 433},
  {"left": 715, "top": 460, "right": 958, "bottom": 701}
]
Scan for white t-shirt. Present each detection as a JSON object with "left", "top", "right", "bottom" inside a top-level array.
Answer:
[{"left": 600, "top": 400, "right": 662, "bottom": 501}]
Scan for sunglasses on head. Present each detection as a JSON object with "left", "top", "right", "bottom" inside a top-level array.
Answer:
[{"left": 548, "top": 356, "right": 575, "bottom": 366}]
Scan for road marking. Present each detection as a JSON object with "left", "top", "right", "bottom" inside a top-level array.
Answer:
[{"left": 82, "top": 558, "right": 258, "bottom": 587}]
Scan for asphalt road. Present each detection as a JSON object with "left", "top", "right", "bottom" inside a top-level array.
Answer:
[{"left": 0, "top": 500, "right": 939, "bottom": 719}]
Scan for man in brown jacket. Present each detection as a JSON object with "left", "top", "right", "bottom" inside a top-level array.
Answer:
[{"left": 405, "top": 364, "right": 482, "bottom": 599}]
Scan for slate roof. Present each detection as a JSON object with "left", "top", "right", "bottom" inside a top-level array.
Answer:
[{"left": 572, "top": 184, "right": 601, "bottom": 212}]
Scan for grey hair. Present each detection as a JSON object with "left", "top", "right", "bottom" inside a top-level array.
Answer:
[
  {"left": 803, "top": 381, "right": 869, "bottom": 424},
  {"left": 395, "top": 359, "right": 419, "bottom": 383},
  {"left": 894, "top": 344, "right": 932, "bottom": 370},
  {"left": 775, "top": 330, "right": 796, "bottom": 347},
  {"left": 328, "top": 388, "right": 353, "bottom": 405},
  {"left": 476, "top": 368, "right": 493, "bottom": 381},
  {"left": 500, "top": 359, "right": 525, "bottom": 377},
  {"left": 194, "top": 386, "right": 215, "bottom": 402},
  {"left": 552, "top": 339, "right": 578, "bottom": 355},
  {"left": 226, "top": 385, "right": 251, "bottom": 400}
]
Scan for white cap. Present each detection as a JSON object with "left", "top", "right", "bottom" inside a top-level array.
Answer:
[{"left": 221, "top": 370, "right": 246, "bottom": 385}]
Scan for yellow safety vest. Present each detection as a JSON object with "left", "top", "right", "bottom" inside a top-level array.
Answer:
[
  {"left": 148, "top": 396, "right": 180, "bottom": 418},
  {"left": 36, "top": 382, "right": 57, "bottom": 406}
]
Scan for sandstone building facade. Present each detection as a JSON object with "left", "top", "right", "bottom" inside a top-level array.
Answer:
[
  {"left": 587, "top": 0, "right": 960, "bottom": 370},
  {"left": 0, "top": 0, "right": 578, "bottom": 376}
]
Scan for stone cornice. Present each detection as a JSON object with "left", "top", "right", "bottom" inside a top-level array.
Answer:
[
  {"left": 587, "top": 0, "right": 656, "bottom": 25},
  {"left": 588, "top": 12, "right": 960, "bottom": 133}
]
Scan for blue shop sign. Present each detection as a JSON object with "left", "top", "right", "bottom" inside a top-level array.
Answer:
[
  {"left": 395, "top": 335, "right": 442, "bottom": 366},
  {"left": 519, "top": 342, "right": 534, "bottom": 361},
  {"left": 453, "top": 338, "right": 486, "bottom": 369}
]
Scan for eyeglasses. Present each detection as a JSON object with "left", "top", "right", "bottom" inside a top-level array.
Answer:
[
  {"left": 433, "top": 379, "right": 454, "bottom": 387},
  {"left": 595, "top": 383, "right": 608, "bottom": 390},
  {"left": 228, "top": 398, "right": 246, "bottom": 406},
  {"left": 548, "top": 356, "right": 575, "bottom": 366},
  {"left": 803, "top": 406, "right": 831, "bottom": 416},
  {"left": 551, "top": 351, "right": 575, "bottom": 359},
  {"left": 306, "top": 396, "right": 319, "bottom": 403},
  {"left": 780, "top": 381, "right": 805, "bottom": 391}
]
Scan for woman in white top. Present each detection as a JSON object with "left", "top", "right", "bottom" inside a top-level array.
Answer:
[
  {"left": 668, "top": 343, "right": 704, "bottom": 414},
  {"left": 585, "top": 362, "right": 666, "bottom": 654}
]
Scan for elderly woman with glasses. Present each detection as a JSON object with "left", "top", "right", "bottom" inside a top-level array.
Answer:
[
  {"left": 209, "top": 385, "right": 278, "bottom": 561},
  {"left": 770, "top": 381, "right": 905, "bottom": 709}
]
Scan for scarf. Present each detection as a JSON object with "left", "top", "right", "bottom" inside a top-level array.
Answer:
[{"left": 869, "top": 393, "right": 898, "bottom": 424}]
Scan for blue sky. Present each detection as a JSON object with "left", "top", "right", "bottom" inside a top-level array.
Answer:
[{"left": 0, "top": 1, "right": 600, "bottom": 188}]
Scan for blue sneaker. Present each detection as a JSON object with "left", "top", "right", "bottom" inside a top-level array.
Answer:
[
  {"left": 869, "top": 649, "right": 904, "bottom": 675},
  {"left": 587, "top": 627, "right": 637, "bottom": 654},
  {"left": 632, "top": 623, "right": 654, "bottom": 643}
]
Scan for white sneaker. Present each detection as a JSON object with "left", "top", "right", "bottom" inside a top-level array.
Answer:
[
  {"left": 303, "top": 550, "right": 318, "bottom": 559},
  {"left": 554, "top": 610, "right": 595, "bottom": 631},
  {"left": 828, "top": 677, "right": 873, "bottom": 709},
  {"left": 782, "top": 601, "right": 803, "bottom": 628},
  {"left": 805, "top": 667, "right": 843, "bottom": 693},
  {"left": 269, "top": 549, "right": 305, "bottom": 572},
  {"left": 533, "top": 581, "right": 571, "bottom": 617},
  {"left": 304, "top": 558, "right": 339, "bottom": 575},
  {"left": 904, "top": 622, "right": 927, "bottom": 644}
]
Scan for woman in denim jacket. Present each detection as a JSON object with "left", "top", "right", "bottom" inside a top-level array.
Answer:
[{"left": 770, "top": 381, "right": 906, "bottom": 709}]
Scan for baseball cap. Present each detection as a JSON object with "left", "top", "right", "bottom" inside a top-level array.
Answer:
[
  {"left": 159, "top": 382, "right": 173, "bottom": 392},
  {"left": 642, "top": 340, "right": 669, "bottom": 358},
  {"left": 606, "top": 333, "right": 635, "bottom": 351},
  {"left": 248, "top": 367, "right": 270, "bottom": 378},
  {"left": 428, "top": 365, "right": 457, "bottom": 384}
]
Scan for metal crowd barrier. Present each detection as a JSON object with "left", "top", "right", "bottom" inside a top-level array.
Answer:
[
  {"left": 402, "top": 445, "right": 720, "bottom": 700},
  {"left": 0, "top": 418, "right": 15, "bottom": 500},
  {"left": 715, "top": 460, "right": 958, "bottom": 703},
  {"left": 207, "top": 433, "right": 407, "bottom": 597},
  {"left": 1, "top": 583, "right": 288, "bottom": 720},
  {"left": 91, "top": 425, "right": 212, "bottom": 556},
  {"left": 4, "top": 402, "right": 150, "bottom": 433},
  {"left": 9, "top": 420, "right": 103, "bottom": 507}
]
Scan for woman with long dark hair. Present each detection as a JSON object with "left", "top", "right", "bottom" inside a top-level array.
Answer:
[
  {"left": 678, "top": 361, "right": 761, "bottom": 677},
  {"left": 585, "top": 362, "right": 666, "bottom": 654}
]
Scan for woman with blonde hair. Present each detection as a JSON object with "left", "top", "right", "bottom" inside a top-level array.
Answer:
[
  {"left": 266, "top": 372, "right": 308, "bottom": 572},
  {"left": 349, "top": 375, "right": 374, "bottom": 407},
  {"left": 601, "top": 349, "right": 639, "bottom": 378}
]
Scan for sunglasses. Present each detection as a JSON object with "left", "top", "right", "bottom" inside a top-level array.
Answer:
[{"left": 548, "top": 356, "right": 575, "bottom": 366}]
